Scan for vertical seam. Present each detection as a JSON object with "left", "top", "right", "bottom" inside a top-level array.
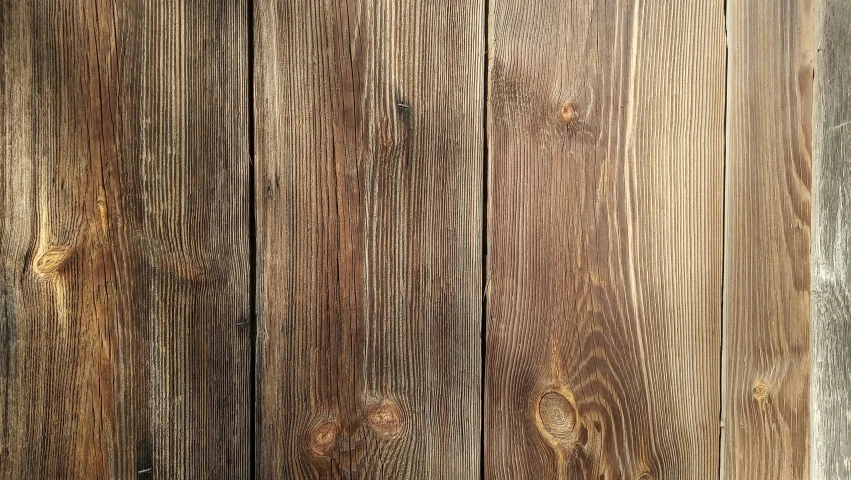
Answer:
[{"left": 246, "top": 0, "right": 258, "bottom": 478}]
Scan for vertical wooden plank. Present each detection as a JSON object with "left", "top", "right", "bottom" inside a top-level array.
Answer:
[
  {"left": 722, "top": 0, "right": 814, "bottom": 477},
  {"left": 485, "top": 1, "right": 725, "bottom": 478},
  {"left": 811, "top": 0, "right": 851, "bottom": 476},
  {"left": 254, "top": 0, "right": 483, "bottom": 477},
  {"left": 0, "top": 1, "right": 251, "bottom": 478}
]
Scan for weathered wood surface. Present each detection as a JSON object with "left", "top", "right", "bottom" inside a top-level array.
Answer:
[
  {"left": 722, "top": 0, "right": 814, "bottom": 478},
  {"left": 0, "top": 1, "right": 251, "bottom": 478},
  {"left": 811, "top": 0, "right": 851, "bottom": 476},
  {"left": 254, "top": 0, "right": 484, "bottom": 477},
  {"left": 485, "top": 1, "right": 725, "bottom": 478},
  {"left": 0, "top": 0, "right": 838, "bottom": 477}
]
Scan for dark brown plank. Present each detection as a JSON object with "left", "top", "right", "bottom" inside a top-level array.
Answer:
[
  {"left": 0, "top": 1, "right": 251, "bottom": 478},
  {"left": 254, "top": 0, "right": 484, "bottom": 477},
  {"left": 811, "top": 0, "right": 851, "bottom": 476},
  {"left": 722, "top": 0, "right": 814, "bottom": 477},
  {"left": 485, "top": 1, "right": 725, "bottom": 478}
]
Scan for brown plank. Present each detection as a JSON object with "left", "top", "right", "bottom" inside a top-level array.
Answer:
[
  {"left": 485, "top": 1, "right": 725, "bottom": 478},
  {"left": 811, "top": 0, "right": 851, "bottom": 476},
  {"left": 722, "top": 0, "right": 814, "bottom": 477},
  {"left": 254, "top": 0, "right": 484, "bottom": 477},
  {"left": 0, "top": 1, "right": 251, "bottom": 478}
]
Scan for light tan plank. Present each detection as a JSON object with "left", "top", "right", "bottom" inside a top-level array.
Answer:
[
  {"left": 722, "top": 0, "right": 814, "bottom": 477},
  {"left": 486, "top": 1, "right": 726, "bottom": 478}
]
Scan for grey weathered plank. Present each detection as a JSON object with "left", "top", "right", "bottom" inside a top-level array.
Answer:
[
  {"left": 253, "top": 0, "right": 484, "bottom": 477},
  {"left": 722, "top": 0, "right": 814, "bottom": 477},
  {"left": 485, "top": 0, "right": 725, "bottom": 478},
  {"left": 0, "top": 1, "right": 251, "bottom": 478},
  {"left": 811, "top": 0, "right": 851, "bottom": 476}
]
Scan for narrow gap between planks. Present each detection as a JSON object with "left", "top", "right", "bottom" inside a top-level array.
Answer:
[
  {"left": 480, "top": 0, "right": 490, "bottom": 477},
  {"left": 246, "top": 0, "right": 258, "bottom": 478},
  {"left": 719, "top": 0, "right": 730, "bottom": 478}
]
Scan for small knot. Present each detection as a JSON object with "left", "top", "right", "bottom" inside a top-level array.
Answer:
[
  {"left": 366, "top": 401, "right": 403, "bottom": 439},
  {"left": 561, "top": 102, "right": 577, "bottom": 123},
  {"left": 33, "top": 245, "right": 75, "bottom": 277},
  {"left": 537, "top": 389, "right": 578, "bottom": 445},
  {"left": 752, "top": 380, "right": 769, "bottom": 401},
  {"left": 636, "top": 473, "right": 654, "bottom": 480},
  {"left": 307, "top": 421, "right": 339, "bottom": 456}
]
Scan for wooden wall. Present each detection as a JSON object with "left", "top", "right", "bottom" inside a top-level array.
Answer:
[{"left": 1, "top": 0, "right": 848, "bottom": 478}]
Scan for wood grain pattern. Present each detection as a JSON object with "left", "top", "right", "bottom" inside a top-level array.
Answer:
[
  {"left": 811, "top": 0, "right": 851, "bottom": 476},
  {"left": 0, "top": 1, "right": 251, "bottom": 478},
  {"left": 722, "top": 0, "right": 814, "bottom": 477},
  {"left": 485, "top": 1, "right": 725, "bottom": 478},
  {"left": 254, "top": 0, "right": 484, "bottom": 477}
]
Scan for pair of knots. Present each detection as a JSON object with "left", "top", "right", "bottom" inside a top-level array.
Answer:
[{"left": 308, "top": 401, "right": 403, "bottom": 456}]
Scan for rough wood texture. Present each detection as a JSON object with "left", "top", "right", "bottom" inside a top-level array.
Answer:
[
  {"left": 485, "top": 1, "right": 725, "bottom": 478},
  {"left": 254, "top": 0, "right": 484, "bottom": 477},
  {"left": 0, "top": 1, "right": 251, "bottom": 478},
  {"left": 722, "top": 0, "right": 814, "bottom": 478},
  {"left": 811, "top": 0, "right": 851, "bottom": 476}
]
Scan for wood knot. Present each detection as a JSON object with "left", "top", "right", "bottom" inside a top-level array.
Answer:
[
  {"left": 33, "top": 245, "right": 75, "bottom": 277},
  {"left": 307, "top": 421, "right": 339, "bottom": 456},
  {"left": 537, "top": 389, "right": 578, "bottom": 446},
  {"left": 636, "top": 473, "right": 654, "bottom": 480},
  {"left": 366, "top": 401, "right": 403, "bottom": 439},
  {"left": 561, "top": 102, "right": 578, "bottom": 123},
  {"left": 752, "top": 380, "right": 769, "bottom": 401}
]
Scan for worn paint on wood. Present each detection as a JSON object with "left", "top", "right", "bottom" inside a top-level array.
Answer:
[
  {"left": 254, "top": 0, "right": 484, "bottom": 477},
  {"left": 811, "top": 0, "right": 851, "bottom": 476},
  {"left": 0, "top": 1, "right": 251, "bottom": 478},
  {"left": 722, "top": 0, "right": 814, "bottom": 478},
  {"left": 485, "top": 0, "right": 725, "bottom": 478}
]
